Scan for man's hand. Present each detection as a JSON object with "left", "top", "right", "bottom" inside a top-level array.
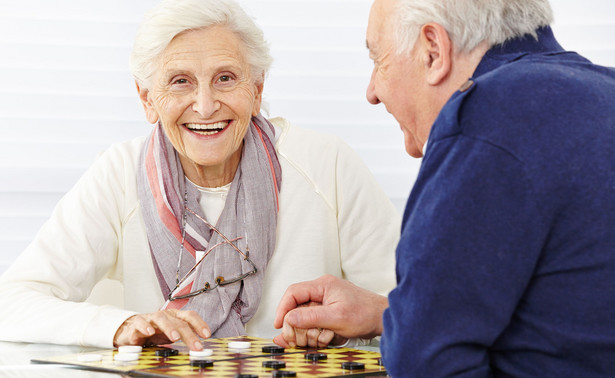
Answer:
[
  {"left": 273, "top": 275, "right": 388, "bottom": 347},
  {"left": 277, "top": 302, "right": 347, "bottom": 348},
  {"left": 113, "top": 309, "right": 211, "bottom": 351}
]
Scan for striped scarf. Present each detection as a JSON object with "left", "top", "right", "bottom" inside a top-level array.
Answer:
[{"left": 137, "top": 114, "right": 281, "bottom": 337}]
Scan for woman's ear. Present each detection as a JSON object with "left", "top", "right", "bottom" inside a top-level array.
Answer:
[
  {"left": 136, "top": 81, "right": 159, "bottom": 124},
  {"left": 252, "top": 78, "right": 265, "bottom": 116},
  {"left": 418, "top": 23, "right": 452, "bottom": 86}
]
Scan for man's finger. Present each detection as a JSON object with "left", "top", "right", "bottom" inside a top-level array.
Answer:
[
  {"left": 281, "top": 316, "right": 298, "bottom": 348},
  {"left": 294, "top": 326, "right": 308, "bottom": 347},
  {"left": 274, "top": 278, "right": 328, "bottom": 328},
  {"left": 317, "top": 329, "right": 335, "bottom": 348},
  {"left": 273, "top": 333, "right": 290, "bottom": 348},
  {"left": 284, "top": 304, "right": 337, "bottom": 331},
  {"left": 273, "top": 287, "right": 311, "bottom": 328},
  {"left": 306, "top": 327, "right": 320, "bottom": 347}
]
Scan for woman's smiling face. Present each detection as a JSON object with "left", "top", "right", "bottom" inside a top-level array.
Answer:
[{"left": 139, "top": 25, "right": 263, "bottom": 186}]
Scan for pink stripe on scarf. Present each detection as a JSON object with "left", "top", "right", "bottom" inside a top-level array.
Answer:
[
  {"left": 145, "top": 130, "right": 196, "bottom": 256},
  {"left": 165, "top": 283, "right": 192, "bottom": 310}
]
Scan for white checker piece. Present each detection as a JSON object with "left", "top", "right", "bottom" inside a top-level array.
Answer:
[
  {"left": 189, "top": 349, "right": 214, "bottom": 358},
  {"left": 227, "top": 341, "right": 251, "bottom": 349},
  {"left": 118, "top": 345, "right": 143, "bottom": 354},
  {"left": 114, "top": 353, "right": 140, "bottom": 362}
]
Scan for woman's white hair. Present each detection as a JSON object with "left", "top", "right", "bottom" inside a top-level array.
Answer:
[
  {"left": 395, "top": 0, "right": 554, "bottom": 54},
  {"left": 129, "top": 0, "right": 272, "bottom": 88}
]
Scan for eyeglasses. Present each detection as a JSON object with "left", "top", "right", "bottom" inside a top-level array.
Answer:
[{"left": 168, "top": 205, "right": 257, "bottom": 301}]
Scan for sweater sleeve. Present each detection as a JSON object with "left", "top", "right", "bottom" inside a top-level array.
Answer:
[
  {"left": 0, "top": 143, "right": 138, "bottom": 347},
  {"left": 381, "top": 135, "right": 545, "bottom": 377},
  {"left": 334, "top": 140, "right": 400, "bottom": 297}
]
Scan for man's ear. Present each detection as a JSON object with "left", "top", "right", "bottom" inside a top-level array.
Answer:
[
  {"left": 135, "top": 81, "right": 159, "bottom": 124},
  {"left": 418, "top": 23, "right": 452, "bottom": 85}
]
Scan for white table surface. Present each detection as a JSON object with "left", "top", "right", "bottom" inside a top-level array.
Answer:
[{"left": 0, "top": 341, "right": 121, "bottom": 377}]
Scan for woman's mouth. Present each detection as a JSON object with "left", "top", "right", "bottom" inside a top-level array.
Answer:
[{"left": 184, "top": 121, "right": 229, "bottom": 136}]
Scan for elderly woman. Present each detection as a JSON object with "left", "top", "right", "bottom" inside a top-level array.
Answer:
[{"left": 0, "top": 0, "right": 398, "bottom": 351}]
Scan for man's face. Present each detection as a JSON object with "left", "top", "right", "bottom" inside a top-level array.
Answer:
[{"left": 366, "top": 0, "right": 436, "bottom": 158}]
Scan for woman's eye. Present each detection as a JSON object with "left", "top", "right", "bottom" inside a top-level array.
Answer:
[
  {"left": 173, "top": 78, "right": 188, "bottom": 85},
  {"left": 216, "top": 73, "right": 238, "bottom": 85}
]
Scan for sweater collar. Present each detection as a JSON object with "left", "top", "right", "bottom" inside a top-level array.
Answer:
[{"left": 473, "top": 26, "right": 565, "bottom": 78}]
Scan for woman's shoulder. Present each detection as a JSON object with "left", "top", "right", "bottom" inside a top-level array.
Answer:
[
  {"left": 80, "top": 136, "right": 148, "bottom": 186},
  {"left": 268, "top": 116, "right": 370, "bottom": 183},
  {"left": 269, "top": 117, "right": 346, "bottom": 155},
  {"left": 104, "top": 136, "right": 148, "bottom": 156},
  {"left": 95, "top": 136, "right": 147, "bottom": 168}
]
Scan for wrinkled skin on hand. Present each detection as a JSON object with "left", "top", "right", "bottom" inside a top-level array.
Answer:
[
  {"left": 273, "top": 275, "right": 387, "bottom": 348},
  {"left": 113, "top": 309, "right": 211, "bottom": 351},
  {"left": 278, "top": 302, "right": 347, "bottom": 348}
]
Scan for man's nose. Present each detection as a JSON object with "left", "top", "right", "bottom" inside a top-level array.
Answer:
[{"left": 366, "top": 69, "right": 381, "bottom": 105}]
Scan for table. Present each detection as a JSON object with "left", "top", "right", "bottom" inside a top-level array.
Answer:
[{"left": 0, "top": 341, "right": 120, "bottom": 377}]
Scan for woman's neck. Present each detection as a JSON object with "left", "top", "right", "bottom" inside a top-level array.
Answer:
[{"left": 179, "top": 150, "right": 241, "bottom": 188}]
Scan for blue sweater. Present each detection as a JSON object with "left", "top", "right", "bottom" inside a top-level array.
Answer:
[{"left": 382, "top": 27, "right": 615, "bottom": 377}]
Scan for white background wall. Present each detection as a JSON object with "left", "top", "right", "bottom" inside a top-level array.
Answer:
[{"left": 0, "top": 0, "right": 614, "bottom": 275}]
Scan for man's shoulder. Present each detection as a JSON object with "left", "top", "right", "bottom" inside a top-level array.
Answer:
[
  {"left": 427, "top": 55, "right": 611, "bottom": 165},
  {"left": 444, "top": 53, "right": 615, "bottom": 138},
  {"left": 473, "top": 52, "right": 615, "bottom": 105}
]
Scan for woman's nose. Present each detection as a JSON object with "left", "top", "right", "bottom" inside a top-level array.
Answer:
[{"left": 192, "top": 86, "right": 221, "bottom": 117}]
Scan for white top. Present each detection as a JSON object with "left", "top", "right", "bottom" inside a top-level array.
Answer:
[
  {"left": 191, "top": 181, "right": 231, "bottom": 225},
  {"left": 0, "top": 118, "right": 400, "bottom": 348}
]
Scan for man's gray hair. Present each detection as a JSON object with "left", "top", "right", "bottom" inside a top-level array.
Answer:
[
  {"left": 394, "top": 0, "right": 554, "bottom": 54},
  {"left": 129, "top": 0, "right": 272, "bottom": 88}
]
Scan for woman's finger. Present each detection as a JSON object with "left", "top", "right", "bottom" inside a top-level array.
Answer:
[
  {"left": 172, "top": 309, "right": 211, "bottom": 339},
  {"left": 115, "top": 309, "right": 210, "bottom": 350},
  {"left": 147, "top": 311, "right": 182, "bottom": 343}
]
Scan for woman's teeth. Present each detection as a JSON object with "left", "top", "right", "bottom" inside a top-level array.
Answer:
[{"left": 185, "top": 121, "right": 228, "bottom": 135}]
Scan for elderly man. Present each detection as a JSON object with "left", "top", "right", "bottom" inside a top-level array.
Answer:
[{"left": 273, "top": 0, "right": 615, "bottom": 376}]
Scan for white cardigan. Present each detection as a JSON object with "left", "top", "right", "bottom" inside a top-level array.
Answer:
[{"left": 0, "top": 118, "right": 400, "bottom": 347}]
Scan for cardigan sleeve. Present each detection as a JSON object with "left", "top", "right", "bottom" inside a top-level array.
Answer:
[
  {"left": 381, "top": 134, "right": 546, "bottom": 377},
  {"left": 334, "top": 140, "right": 400, "bottom": 297},
  {"left": 0, "top": 143, "right": 138, "bottom": 347}
]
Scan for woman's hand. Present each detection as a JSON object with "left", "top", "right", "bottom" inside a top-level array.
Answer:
[{"left": 113, "top": 309, "right": 211, "bottom": 351}]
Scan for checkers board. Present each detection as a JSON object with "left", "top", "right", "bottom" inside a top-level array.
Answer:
[{"left": 31, "top": 336, "right": 388, "bottom": 377}]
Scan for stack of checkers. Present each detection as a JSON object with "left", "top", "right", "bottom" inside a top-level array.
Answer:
[
  {"left": 186, "top": 340, "right": 251, "bottom": 369},
  {"left": 31, "top": 336, "right": 387, "bottom": 377}
]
